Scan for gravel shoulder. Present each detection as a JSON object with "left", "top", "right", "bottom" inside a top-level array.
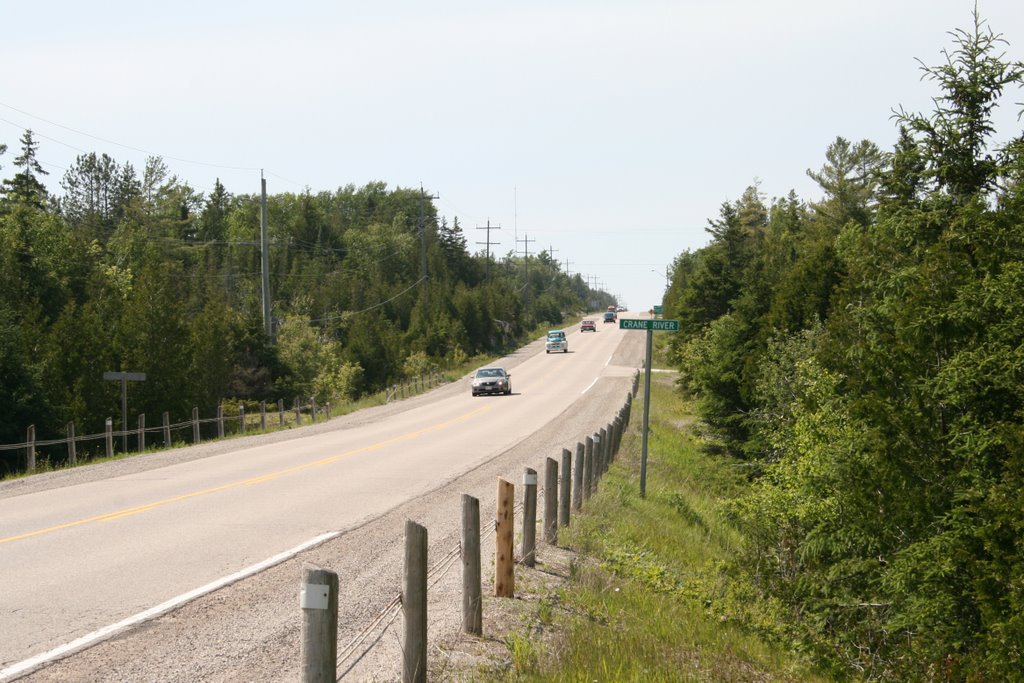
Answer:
[{"left": 14, "top": 332, "right": 644, "bottom": 682}]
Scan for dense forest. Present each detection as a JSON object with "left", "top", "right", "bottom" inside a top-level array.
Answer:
[
  {"left": 0, "top": 135, "right": 612, "bottom": 475},
  {"left": 663, "top": 15, "right": 1023, "bottom": 680}
]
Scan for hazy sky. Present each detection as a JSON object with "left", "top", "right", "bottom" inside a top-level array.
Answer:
[{"left": 2, "top": 0, "right": 1022, "bottom": 310}]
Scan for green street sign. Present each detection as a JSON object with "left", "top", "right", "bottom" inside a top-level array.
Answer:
[
  {"left": 619, "top": 318, "right": 679, "bottom": 332},
  {"left": 653, "top": 305, "right": 663, "bottom": 314}
]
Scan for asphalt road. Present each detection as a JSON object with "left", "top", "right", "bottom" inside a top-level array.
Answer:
[{"left": 0, "top": 315, "right": 645, "bottom": 681}]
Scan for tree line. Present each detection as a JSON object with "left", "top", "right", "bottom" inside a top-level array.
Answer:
[
  {"left": 663, "top": 14, "right": 1023, "bottom": 680},
  {"left": 0, "top": 137, "right": 613, "bottom": 476}
]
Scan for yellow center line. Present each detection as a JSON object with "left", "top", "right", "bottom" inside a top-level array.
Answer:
[{"left": 0, "top": 404, "right": 492, "bottom": 545}]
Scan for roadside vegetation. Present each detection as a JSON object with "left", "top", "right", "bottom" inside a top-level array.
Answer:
[{"left": 478, "top": 350, "right": 826, "bottom": 682}]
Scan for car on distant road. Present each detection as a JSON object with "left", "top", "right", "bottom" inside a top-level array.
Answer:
[
  {"left": 603, "top": 311, "right": 616, "bottom": 323},
  {"left": 545, "top": 329, "right": 568, "bottom": 353},
  {"left": 580, "top": 319, "right": 596, "bottom": 332},
  {"left": 470, "top": 367, "right": 512, "bottom": 396}
]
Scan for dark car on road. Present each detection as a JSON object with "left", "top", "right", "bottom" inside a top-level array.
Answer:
[{"left": 603, "top": 311, "right": 616, "bottom": 323}]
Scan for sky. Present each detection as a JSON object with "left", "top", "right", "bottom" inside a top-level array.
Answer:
[{"left": 2, "top": 0, "right": 1023, "bottom": 311}]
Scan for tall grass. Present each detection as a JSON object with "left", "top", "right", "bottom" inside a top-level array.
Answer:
[{"left": 480, "top": 369, "right": 828, "bottom": 682}]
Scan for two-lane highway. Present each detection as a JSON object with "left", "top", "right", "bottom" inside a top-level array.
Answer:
[{"left": 0, "top": 316, "right": 638, "bottom": 676}]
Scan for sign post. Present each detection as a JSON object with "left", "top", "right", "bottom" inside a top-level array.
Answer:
[
  {"left": 619, "top": 317, "right": 679, "bottom": 497},
  {"left": 103, "top": 371, "right": 146, "bottom": 453}
]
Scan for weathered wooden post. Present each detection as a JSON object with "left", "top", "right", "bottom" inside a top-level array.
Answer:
[
  {"left": 495, "top": 478, "right": 515, "bottom": 598},
  {"left": 278, "top": 398, "right": 285, "bottom": 426},
  {"left": 294, "top": 397, "right": 302, "bottom": 426},
  {"left": 300, "top": 564, "right": 338, "bottom": 682},
  {"left": 310, "top": 397, "right": 317, "bottom": 423},
  {"left": 522, "top": 467, "right": 538, "bottom": 568},
  {"left": 325, "top": 402, "right": 330, "bottom": 419},
  {"left": 403, "top": 520, "right": 428, "bottom": 683},
  {"left": 260, "top": 401, "right": 267, "bottom": 431},
  {"left": 583, "top": 436, "right": 594, "bottom": 501},
  {"left": 544, "top": 457, "right": 558, "bottom": 544},
  {"left": 67, "top": 422, "right": 76, "bottom": 466},
  {"left": 462, "top": 494, "right": 482, "bottom": 635},
  {"left": 559, "top": 448, "right": 571, "bottom": 528},
  {"left": 138, "top": 413, "right": 145, "bottom": 453},
  {"left": 216, "top": 405, "right": 225, "bottom": 439},
  {"left": 240, "top": 404, "right": 246, "bottom": 434},
  {"left": 162, "top": 412, "right": 171, "bottom": 447},
  {"left": 105, "top": 417, "right": 114, "bottom": 457},
  {"left": 26, "top": 425, "right": 36, "bottom": 472},
  {"left": 600, "top": 426, "right": 609, "bottom": 474},
  {"left": 572, "top": 442, "right": 584, "bottom": 511},
  {"left": 192, "top": 407, "right": 200, "bottom": 444}
]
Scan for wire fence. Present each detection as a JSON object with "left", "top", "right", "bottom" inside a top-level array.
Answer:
[{"left": 1, "top": 371, "right": 447, "bottom": 479}]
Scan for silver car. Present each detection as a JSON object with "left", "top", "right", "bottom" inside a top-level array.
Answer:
[{"left": 471, "top": 367, "right": 512, "bottom": 396}]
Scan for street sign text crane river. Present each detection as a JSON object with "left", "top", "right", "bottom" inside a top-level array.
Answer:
[{"left": 619, "top": 317, "right": 679, "bottom": 497}]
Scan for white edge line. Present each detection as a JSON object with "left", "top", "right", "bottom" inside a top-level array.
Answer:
[
  {"left": 605, "top": 353, "right": 613, "bottom": 367},
  {"left": 582, "top": 378, "right": 599, "bottom": 395},
  {"left": 0, "top": 531, "right": 341, "bottom": 681}
]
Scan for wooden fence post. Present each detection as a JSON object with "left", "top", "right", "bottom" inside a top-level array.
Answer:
[
  {"left": 240, "top": 404, "right": 246, "bottom": 434},
  {"left": 300, "top": 564, "right": 338, "bottom": 682},
  {"left": 278, "top": 398, "right": 285, "bottom": 426},
  {"left": 600, "top": 426, "right": 609, "bottom": 475},
  {"left": 192, "top": 407, "right": 200, "bottom": 444},
  {"left": 495, "top": 478, "right": 515, "bottom": 598},
  {"left": 559, "top": 447, "right": 571, "bottom": 528},
  {"left": 294, "top": 397, "right": 301, "bottom": 426},
  {"left": 260, "top": 401, "right": 267, "bottom": 431},
  {"left": 403, "top": 520, "right": 428, "bottom": 683},
  {"left": 105, "top": 417, "right": 114, "bottom": 458},
  {"left": 310, "top": 397, "right": 317, "bottom": 423},
  {"left": 162, "top": 411, "right": 171, "bottom": 447},
  {"left": 544, "top": 457, "right": 558, "bottom": 544},
  {"left": 522, "top": 467, "right": 538, "bottom": 568},
  {"left": 67, "top": 422, "right": 76, "bottom": 466},
  {"left": 26, "top": 425, "right": 36, "bottom": 472},
  {"left": 462, "top": 494, "right": 482, "bottom": 635},
  {"left": 583, "top": 436, "right": 594, "bottom": 501},
  {"left": 138, "top": 413, "right": 145, "bottom": 453},
  {"left": 217, "top": 405, "right": 225, "bottom": 439},
  {"left": 572, "top": 442, "right": 584, "bottom": 511}
]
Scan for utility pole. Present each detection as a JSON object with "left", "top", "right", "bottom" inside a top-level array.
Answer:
[
  {"left": 517, "top": 233, "right": 536, "bottom": 309},
  {"left": 260, "top": 172, "right": 272, "bottom": 341},
  {"left": 475, "top": 220, "right": 501, "bottom": 281},
  {"left": 418, "top": 183, "right": 439, "bottom": 309},
  {"left": 563, "top": 259, "right": 572, "bottom": 277}
]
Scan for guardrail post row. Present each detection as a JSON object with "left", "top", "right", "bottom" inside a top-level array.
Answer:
[
  {"left": 544, "top": 457, "right": 558, "bottom": 544},
  {"left": 138, "top": 413, "right": 145, "bottom": 453},
  {"left": 462, "top": 494, "right": 482, "bottom": 635},
  {"left": 67, "top": 422, "right": 77, "bottom": 465},
  {"left": 105, "top": 417, "right": 114, "bottom": 457},
  {"left": 559, "top": 448, "right": 571, "bottom": 528},
  {"left": 300, "top": 564, "right": 338, "bottom": 682},
  {"left": 162, "top": 412, "right": 171, "bottom": 446},
  {"left": 403, "top": 520, "right": 428, "bottom": 683},
  {"left": 522, "top": 468, "right": 538, "bottom": 567},
  {"left": 572, "top": 442, "right": 584, "bottom": 511},
  {"left": 495, "top": 478, "right": 515, "bottom": 598},
  {"left": 192, "top": 407, "right": 200, "bottom": 444},
  {"left": 26, "top": 425, "right": 36, "bottom": 472},
  {"left": 583, "top": 436, "right": 594, "bottom": 501}
]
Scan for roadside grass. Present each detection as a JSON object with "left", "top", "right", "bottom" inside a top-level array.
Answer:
[{"left": 476, "top": 371, "right": 828, "bottom": 682}]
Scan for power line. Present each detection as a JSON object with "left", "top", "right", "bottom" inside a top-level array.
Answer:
[{"left": 475, "top": 219, "right": 501, "bottom": 281}]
